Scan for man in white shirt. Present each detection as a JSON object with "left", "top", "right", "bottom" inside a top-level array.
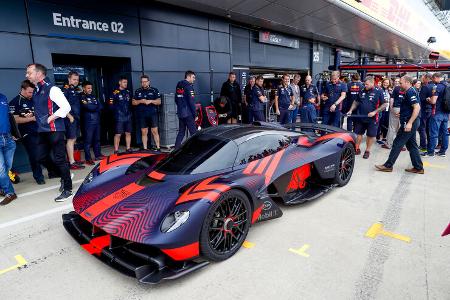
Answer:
[
  {"left": 26, "top": 63, "right": 73, "bottom": 201},
  {"left": 289, "top": 74, "right": 301, "bottom": 124}
]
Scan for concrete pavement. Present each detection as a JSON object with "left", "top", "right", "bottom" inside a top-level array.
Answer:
[{"left": 0, "top": 144, "right": 449, "bottom": 300}]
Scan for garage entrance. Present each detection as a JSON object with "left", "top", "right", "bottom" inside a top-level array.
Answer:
[{"left": 51, "top": 54, "right": 132, "bottom": 146}]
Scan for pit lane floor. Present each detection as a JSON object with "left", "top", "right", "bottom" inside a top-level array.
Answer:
[{"left": 0, "top": 145, "right": 449, "bottom": 300}]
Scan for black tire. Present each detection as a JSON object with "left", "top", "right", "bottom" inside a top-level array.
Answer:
[
  {"left": 334, "top": 143, "right": 355, "bottom": 187},
  {"left": 200, "top": 189, "right": 251, "bottom": 262}
]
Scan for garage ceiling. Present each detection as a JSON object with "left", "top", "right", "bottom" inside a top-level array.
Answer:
[{"left": 156, "top": 0, "right": 429, "bottom": 60}]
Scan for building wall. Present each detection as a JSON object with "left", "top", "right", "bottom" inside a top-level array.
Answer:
[
  {"left": 231, "top": 26, "right": 310, "bottom": 71},
  {"left": 0, "top": 0, "right": 359, "bottom": 173}
]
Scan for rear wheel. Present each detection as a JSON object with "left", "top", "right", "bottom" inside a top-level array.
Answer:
[
  {"left": 200, "top": 190, "right": 251, "bottom": 261},
  {"left": 334, "top": 143, "right": 355, "bottom": 186}
]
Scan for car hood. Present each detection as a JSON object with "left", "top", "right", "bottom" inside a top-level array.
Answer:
[{"left": 72, "top": 170, "right": 221, "bottom": 243}]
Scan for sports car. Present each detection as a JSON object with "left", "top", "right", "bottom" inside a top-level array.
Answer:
[{"left": 63, "top": 122, "right": 356, "bottom": 283}]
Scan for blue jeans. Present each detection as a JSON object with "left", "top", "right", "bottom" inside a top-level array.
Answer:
[
  {"left": 427, "top": 112, "right": 449, "bottom": 154},
  {"left": 288, "top": 106, "right": 299, "bottom": 123},
  {"left": 0, "top": 134, "right": 16, "bottom": 195}
]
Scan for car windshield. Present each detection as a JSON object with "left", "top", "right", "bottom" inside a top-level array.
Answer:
[{"left": 154, "top": 134, "right": 238, "bottom": 174}]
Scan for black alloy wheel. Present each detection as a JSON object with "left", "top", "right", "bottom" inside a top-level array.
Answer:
[
  {"left": 200, "top": 189, "right": 251, "bottom": 261},
  {"left": 335, "top": 143, "right": 355, "bottom": 186}
]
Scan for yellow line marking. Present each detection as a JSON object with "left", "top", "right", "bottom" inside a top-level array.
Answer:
[
  {"left": 0, "top": 255, "right": 27, "bottom": 275},
  {"left": 242, "top": 240, "right": 255, "bottom": 248},
  {"left": 288, "top": 244, "right": 310, "bottom": 258},
  {"left": 365, "top": 223, "right": 411, "bottom": 243},
  {"left": 423, "top": 161, "right": 447, "bottom": 169}
]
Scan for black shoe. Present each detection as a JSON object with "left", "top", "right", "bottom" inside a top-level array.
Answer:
[
  {"left": 113, "top": 150, "right": 119, "bottom": 154},
  {"left": 36, "top": 179, "right": 46, "bottom": 185},
  {"left": 126, "top": 148, "right": 133, "bottom": 153},
  {"left": 55, "top": 190, "right": 72, "bottom": 202}
]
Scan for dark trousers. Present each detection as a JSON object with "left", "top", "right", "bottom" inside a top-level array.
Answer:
[
  {"left": 377, "top": 110, "right": 390, "bottom": 140},
  {"left": 37, "top": 131, "right": 72, "bottom": 190},
  {"left": 22, "top": 133, "right": 55, "bottom": 182},
  {"left": 279, "top": 108, "right": 290, "bottom": 125},
  {"left": 322, "top": 110, "right": 341, "bottom": 128},
  {"left": 83, "top": 122, "right": 101, "bottom": 161},
  {"left": 418, "top": 110, "right": 431, "bottom": 149},
  {"left": 249, "top": 110, "right": 265, "bottom": 122},
  {"left": 175, "top": 116, "right": 197, "bottom": 149},
  {"left": 384, "top": 119, "right": 423, "bottom": 170}
]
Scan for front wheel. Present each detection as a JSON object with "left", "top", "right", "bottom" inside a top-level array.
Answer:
[
  {"left": 200, "top": 189, "right": 251, "bottom": 261},
  {"left": 334, "top": 143, "right": 355, "bottom": 187}
]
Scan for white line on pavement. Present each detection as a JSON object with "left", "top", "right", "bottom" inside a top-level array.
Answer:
[
  {"left": 0, "top": 203, "right": 73, "bottom": 229},
  {"left": 17, "top": 179, "right": 84, "bottom": 198},
  {"left": 0, "top": 177, "right": 85, "bottom": 230}
]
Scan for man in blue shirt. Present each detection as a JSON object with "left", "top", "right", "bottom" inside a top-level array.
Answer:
[
  {"left": 274, "top": 74, "right": 294, "bottom": 125},
  {"left": 175, "top": 70, "right": 197, "bottom": 149},
  {"left": 0, "top": 93, "right": 17, "bottom": 205},
  {"left": 300, "top": 75, "right": 319, "bottom": 124},
  {"left": 250, "top": 76, "right": 267, "bottom": 122},
  {"left": 62, "top": 71, "right": 84, "bottom": 170},
  {"left": 347, "top": 77, "right": 387, "bottom": 159},
  {"left": 344, "top": 74, "right": 364, "bottom": 131},
  {"left": 109, "top": 76, "right": 132, "bottom": 154},
  {"left": 321, "top": 71, "right": 347, "bottom": 127},
  {"left": 9, "top": 80, "right": 56, "bottom": 185},
  {"left": 424, "top": 73, "right": 448, "bottom": 157},
  {"left": 376, "top": 76, "right": 423, "bottom": 174},
  {"left": 81, "top": 81, "right": 104, "bottom": 165},
  {"left": 132, "top": 74, "right": 161, "bottom": 151},
  {"left": 418, "top": 73, "right": 433, "bottom": 152}
]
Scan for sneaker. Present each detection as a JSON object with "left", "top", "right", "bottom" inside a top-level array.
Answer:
[
  {"left": 375, "top": 164, "right": 393, "bottom": 172},
  {"left": 355, "top": 148, "right": 361, "bottom": 155},
  {"left": 419, "top": 148, "right": 427, "bottom": 153},
  {"left": 421, "top": 152, "right": 434, "bottom": 157},
  {"left": 85, "top": 160, "right": 95, "bottom": 165},
  {"left": 363, "top": 151, "right": 370, "bottom": 159},
  {"left": 70, "top": 163, "right": 85, "bottom": 170},
  {"left": 55, "top": 190, "right": 72, "bottom": 202},
  {"left": 376, "top": 140, "right": 384, "bottom": 145},
  {"left": 405, "top": 168, "right": 424, "bottom": 174},
  {"left": 0, "top": 193, "right": 17, "bottom": 206},
  {"left": 36, "top": 178, "right": 46, "bottom": 185},
  {"left": 436, "top": 152, "right": 446, "bottom": 157},
  {"left": 381, "top": 144, "right": 391, "bottom": 149}
]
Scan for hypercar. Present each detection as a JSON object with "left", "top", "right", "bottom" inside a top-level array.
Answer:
[{"left": 63, "top": 122, "right": 356, "bottom": 283}]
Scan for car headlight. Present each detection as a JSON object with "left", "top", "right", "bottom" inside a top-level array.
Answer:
[{"left": 161, "top": 211, "right": 190, "bottom": 233}]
